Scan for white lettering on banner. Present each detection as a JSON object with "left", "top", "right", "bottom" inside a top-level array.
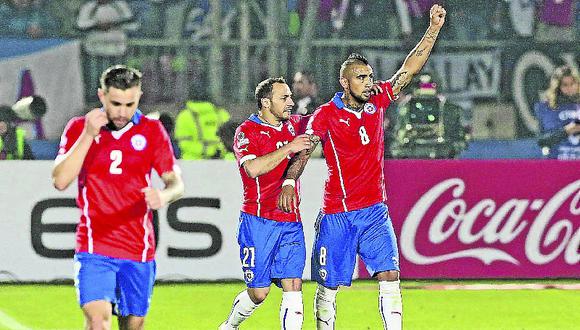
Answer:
[
  {"left": 401, "top": 178, "right": 580, "bottom": 266},
  {"left": 526, "top": 181, "right": 580, "bottom": 265},
  {"left": 364, "top": 50, "right": 501, "bottom": 99}
]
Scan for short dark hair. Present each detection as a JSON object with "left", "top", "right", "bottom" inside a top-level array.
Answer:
[
  {"left": 340, "top": 53, "right": 370, "bottom": 78},
  {"left": 255, "top": 77, "right": 286, "bottom": 109},
  {"left": 100, "top": 65, "right": 142, "bottom": 92}
]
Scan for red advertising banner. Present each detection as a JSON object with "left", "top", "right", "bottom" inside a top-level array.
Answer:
[{"left": 360, "top": 160, "right": 579, "bottom": 279}]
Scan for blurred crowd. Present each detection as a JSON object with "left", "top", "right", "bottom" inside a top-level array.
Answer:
[{"left": 0, "top": 0, "right": 578, "bottom": 42}]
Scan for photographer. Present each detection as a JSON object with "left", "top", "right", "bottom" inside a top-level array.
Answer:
[
  {"left": 0, "top": 106, "right": 34, "bottom": 160},
  {"left": 535, "top": 65, "right": 580, "bottom": 160}
]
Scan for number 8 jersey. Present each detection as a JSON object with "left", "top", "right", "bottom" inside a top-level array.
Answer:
[
  {"left": 306, "top": 81, "right": 395, "bottom": 214},
  {"left": 56, "top": 110, "right": 178, "bottom": 262}
]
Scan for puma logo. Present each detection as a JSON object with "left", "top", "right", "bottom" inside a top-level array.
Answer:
[
  {"left": 260, "top": 131, "right": 271, "bottom": 138},
  {"left": 316, "top": 317, "right": 331, "bottom": 326},
  {"left": 339, "top": 118, "right": 350, "bottom": 126}
]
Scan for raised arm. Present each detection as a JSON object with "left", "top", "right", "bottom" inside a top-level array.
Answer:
[
  {"left": 278, "top": 135, "right": 320, "bottom": 212},
  {"left": 389, "top": 4, "right": 446, "bottom": 97},
  {"left": 52, "top": 109, "right": 107, "bottom": 191}
]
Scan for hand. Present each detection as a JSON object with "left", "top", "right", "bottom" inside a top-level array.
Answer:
[
  {"left": 287, "top": 134, "right": 312, "bottom": 154},
  {"left": 564, "top": 121, "right": 580, "bottom": 136},
  {"left": 141, "top": 187, "right": 167, "bottom": 210},
  {"left": 429, "top": 5, "right": 446, "bottom": 29},
  {"left": 278, "top": 185, "right": 297, "bottom": 213},
  {"left": 84, "top": 108, "right": 108, "bottom": 137},
  {"left": 371, "top": 81, "right": 385, "bottom": 95}
]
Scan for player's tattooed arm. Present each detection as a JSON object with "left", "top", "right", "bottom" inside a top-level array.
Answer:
[
  {"left": 388, "top": 4, "right": 446, "bottom": 97},
  {"left": 278, "top": 135, "right": 320, "bottom": 213},
  {"left": 244, "top": 134, "right": 311, "bottom": 178}
]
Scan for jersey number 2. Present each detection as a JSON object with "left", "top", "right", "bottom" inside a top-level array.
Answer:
[{"left": 109, "top": 150, "right": 123, "bottom": 174}]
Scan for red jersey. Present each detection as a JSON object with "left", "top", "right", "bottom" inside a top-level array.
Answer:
[
  {"left": 306, "top": 81, "right": 395, "bottom": 214},
  {"left": 234, "top": 114, "right": 306, "bottom": 222},
  {"left": 56, "top": 111, "right": 177, "bottom": 262}
]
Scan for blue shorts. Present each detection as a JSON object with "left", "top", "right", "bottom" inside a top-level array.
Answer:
[
  {"left": 311, "top": 203, "right": 399, "bottom": 287},
  {"left": 237, "top": 212, "right": 306, "bottom": 288},
  {"left": 74, "top": 252, "right": 156, "bottom": 317}
]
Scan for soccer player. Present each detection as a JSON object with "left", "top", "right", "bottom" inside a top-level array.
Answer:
[
  {"left": 219, "top": 77, "right": 313, "bottom": 330},
  {"left": 278, "top": 5, "right": 446, "bottom": 330},
  {"left": 52, "top": 65, "right": 184, "bottom": 330}
]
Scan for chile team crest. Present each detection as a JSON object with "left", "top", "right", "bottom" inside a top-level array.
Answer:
[
  {"left": 364, "top": 103, "right": 376, "bottom": 114},
  {"left": 131, "top": 134, "right": 147, "bottom": 151}
]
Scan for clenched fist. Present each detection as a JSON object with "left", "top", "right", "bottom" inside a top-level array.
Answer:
[
  {"left": 287, "top": 134, "right": 312, "bottom": 154},
  {"left": 141, "top": 187, "right": 167, "bottom": 210},
  {"left": 429, "top": 5, "right": 446, "bottom": 29},
  {"left": 84, "top": 108, "right": 108, "bottom": 137}
]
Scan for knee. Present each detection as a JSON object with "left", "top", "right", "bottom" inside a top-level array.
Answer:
[
  {"left": 85, "top": 314, "right": 111, "bottom": 330},
  {"left": 248, "top": 288, "right": 270, "bottom": 304},
  {"left": 124, "top": 318, "right": 145, "bottom": 330},
  {"left": 282, "top": 278, "right": 302, "bottom": 292},
  {"left": 376, "top": 270, "right": 399, "bottom": 282}
]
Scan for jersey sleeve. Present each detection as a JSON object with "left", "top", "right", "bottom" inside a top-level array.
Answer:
[
  {"left": 234, "top": 125, "right": 261, "bottom": 166},
  {"left": 55, "top": 117, "right": 84, "bottom": 162},
  {"left": 151, "top": 121, "right": 178, "bottom": 176},
  {"left": 375, "top": 80, "right": 396, "bottom": 110},
  {"left": 289, "top": 114, "right": 311, "bottom": 135},
  {"left": 305, "top": 107, "right": 329, "bottom": 140}
]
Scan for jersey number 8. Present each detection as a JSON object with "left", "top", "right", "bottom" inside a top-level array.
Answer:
[{"left": 359, "top": 126, "right": 370, "bottom": 145}]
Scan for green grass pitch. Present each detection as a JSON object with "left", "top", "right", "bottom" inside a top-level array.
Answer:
[{"left": 0, "top": 281, "right": 579, "bottom": 329}]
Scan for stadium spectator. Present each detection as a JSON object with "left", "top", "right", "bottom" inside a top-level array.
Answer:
[
  {"left": 46, "top": 0, "right": 83, "bottom": 38},
  {"left": 182, "top": 0, "right": 237, "bottom": 41},
  {"left": 279, "top": 5, "right": 446, "bottom": 329},
  {"left": 0, "top": 0, "right": 58, "bottom": 38},
  {"left": 76, "top": 0, "right": 136, "bottom": 57},
  {"left": 174, "top": 100, "right": 231, "bottom": 160},
  {"left": 219, "top": 77, "right": 312, "bottom": 330},
  {"left": 536, "top": 0, "right": 576, "bottom": 42},
  {"left": 52, "top": 65, "right": 184, "bottom": 329},
  {"left": 535, "top": 65, "right": 580, "bottom": 159},
  {"left": 216, "top": 119, "right": 240, "bottom": 160},
  {"left": 292, "top": 71, "right": 319, "bottom": 115},
  {"left": 0, "top": 105, "right": 34, "bottom": 160},
  {"left": 341, "top": 0, "right": 395, "bottom": 39},
  {"left": 297, "top": 0, "right": 347, "bottom": 38}
]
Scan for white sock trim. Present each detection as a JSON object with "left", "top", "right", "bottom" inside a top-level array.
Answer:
[
  {"left": 379, "top": 280, "right": 402, "bottom": 330},
  {"left": 281, "top": 291, "right": 303, "bottom": 330}
]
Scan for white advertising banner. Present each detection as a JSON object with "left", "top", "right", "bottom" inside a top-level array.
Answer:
[{"left": 0, "top": 160, "right": 327, "bottom": 282}]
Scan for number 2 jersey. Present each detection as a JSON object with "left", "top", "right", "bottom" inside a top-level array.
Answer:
[
  {"left": 306, "top": 81, "right": 395, "bottom": 214},
  {"left": 234, "top": 114, "right": 307, "bottom": 222},
  {"left": 56, "top": 110, "right": 178, "bottom": 262}
]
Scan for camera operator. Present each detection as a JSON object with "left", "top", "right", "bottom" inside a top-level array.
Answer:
[
  {"left": 0, "top": 106, "right": 34, "bottom": 160},
  {"left": 389, "top": 73, "right": 467, "bottom": 159},
  {"left": 535, "top": 65, "right": 580, "bottom": 160}
]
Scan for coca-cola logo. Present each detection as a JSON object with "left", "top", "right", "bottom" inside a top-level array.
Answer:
[{"left": 401, "top": 178, "right": 580, "bottom": 266}]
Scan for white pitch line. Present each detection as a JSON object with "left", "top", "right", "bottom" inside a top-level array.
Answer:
[{"left": 0, "top": 310, "right": 32, "bottom": 330}]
